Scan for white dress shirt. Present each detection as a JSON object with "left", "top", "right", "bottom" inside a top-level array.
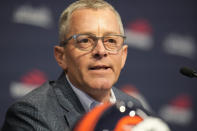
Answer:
[{"left": 66, "top": 75, "right": 116, "bottom": 112}]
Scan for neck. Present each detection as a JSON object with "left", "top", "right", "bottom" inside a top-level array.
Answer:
[
  {"left": 65, "top": 74, "right": 112, "bottom": 102},
  {"left": 87, "top": 88, "right": 111, "bottom": 103}
]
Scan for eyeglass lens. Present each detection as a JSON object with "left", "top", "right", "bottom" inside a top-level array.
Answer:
[{"left": 75, "top": 34, "right": 124, "bottom": 52}]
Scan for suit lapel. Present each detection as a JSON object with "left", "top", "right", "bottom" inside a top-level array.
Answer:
[
  {"left": 53, "top": 72, "right": 85, "bottom": 128},
  {"left": 52, "top": 73, "right": 141, "bottom": 129}
]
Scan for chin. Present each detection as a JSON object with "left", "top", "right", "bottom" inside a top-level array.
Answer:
[{"left": 87, "top": 78, "right": 114, "bottom": 90}]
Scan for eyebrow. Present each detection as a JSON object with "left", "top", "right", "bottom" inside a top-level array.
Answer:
[
  {"left": 76, "top": 31, "right": 121, "bottom": 36},
  {"left": 103, "top": 31, "right": 121, "bottom": 36}
]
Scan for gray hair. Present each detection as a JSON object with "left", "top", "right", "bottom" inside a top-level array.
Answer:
[{"left": 59, "top": 0, "right": 124, "bottom": 42}]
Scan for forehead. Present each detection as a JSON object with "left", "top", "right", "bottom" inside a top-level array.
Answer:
[{"left": 68, "top": 8, "right": 121, "bottom": 35}]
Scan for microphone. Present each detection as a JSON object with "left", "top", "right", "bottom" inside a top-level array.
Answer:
[{"left": 180, "top": 67, "right": 197, "bottom": 78}]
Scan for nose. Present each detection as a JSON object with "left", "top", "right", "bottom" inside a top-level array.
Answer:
[{"left": 92, "top": 39, "right": 107, "bottom": 59}]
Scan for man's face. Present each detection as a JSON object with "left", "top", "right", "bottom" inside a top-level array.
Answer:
[{"left": 55, "top": 8, "right": 127, "bottom": 94}]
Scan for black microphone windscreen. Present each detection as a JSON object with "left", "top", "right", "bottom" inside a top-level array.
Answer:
[{"left": 180, "top": 67, "right": 196, "bottom": 78}]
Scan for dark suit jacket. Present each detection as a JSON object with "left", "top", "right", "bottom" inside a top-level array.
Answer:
[{"left": 1, "top": 73, "right": 144, "bottom": 131}]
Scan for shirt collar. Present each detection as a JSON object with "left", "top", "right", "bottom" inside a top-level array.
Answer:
[{"left": 66, "top": 75, "right": 116, "bottom": 112}]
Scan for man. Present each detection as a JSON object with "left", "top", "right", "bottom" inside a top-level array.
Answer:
[{"left": 1, "top": 0, "right": 146, "bottom": 130}]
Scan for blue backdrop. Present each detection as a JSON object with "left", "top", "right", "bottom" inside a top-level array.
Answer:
[{"left": 1, "top": 0, "right": 197, "bottom": 130}]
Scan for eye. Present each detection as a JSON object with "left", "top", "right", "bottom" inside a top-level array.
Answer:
[
  {"left": 106, "top": 38, "right": 117, "bottom": 44},
  {"left": 109, "top": 39, "right": 116, "bottom": 43},
  {"left": 78, "top": 38, "right": 90, "bottom": 43}
]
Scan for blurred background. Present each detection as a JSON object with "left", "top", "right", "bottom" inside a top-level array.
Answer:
[{"left": 0, "top": 0, "right": 197, "bottom": 130}]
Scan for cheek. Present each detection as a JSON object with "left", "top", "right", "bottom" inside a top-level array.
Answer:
[
  {"left": 113, "top": 54, "right": 123, "bottom": 70},
  {"left": 65, "top": 50, "right": 79, "bottom": 72},
  {"left": 109, "top": 56, "right": 123, "bottom": 82},
  {"left": 66, "top": 52, "right": 88, "bottom": 76}
]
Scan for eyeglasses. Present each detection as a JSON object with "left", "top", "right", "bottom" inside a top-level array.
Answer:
[{"left": 60, "top": 33, "right": 126, "bottom": 52}]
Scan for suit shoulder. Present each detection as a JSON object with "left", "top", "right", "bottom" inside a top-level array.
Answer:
[
  {"left": 14, "top": 81, "right": 57, "bottom": 109},
  {"left": 113, "top": 87, "right": 142, "bottom": 107}
]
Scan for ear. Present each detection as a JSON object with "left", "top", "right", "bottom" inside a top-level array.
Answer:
[
  {"left": 54, "top": 46, "right": 67, "bottom": 71},
  {"left": 121, "top": 45, "right": 128, "bottom": 69}
]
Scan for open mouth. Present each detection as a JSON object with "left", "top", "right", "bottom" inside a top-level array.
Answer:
[{"left": 89, "top": 65, "right": 111, "bottom": 70}]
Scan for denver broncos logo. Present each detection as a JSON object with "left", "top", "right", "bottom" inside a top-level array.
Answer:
[{"left": 73, "top": 101, "right": 146, "bottom": 131}]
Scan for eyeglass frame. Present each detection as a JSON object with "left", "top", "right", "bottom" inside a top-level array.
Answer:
[{"left": 60, "top": 33, "right": 126, "bottom": 52}]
